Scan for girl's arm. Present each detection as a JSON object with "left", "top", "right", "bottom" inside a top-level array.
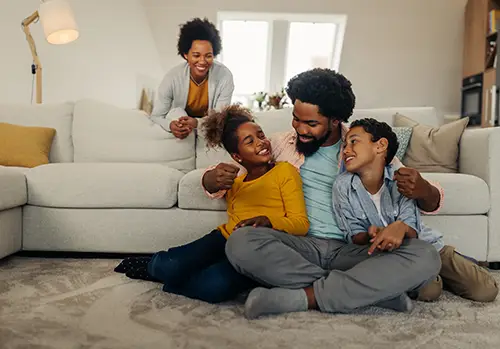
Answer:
[{"left": 268, "top": 164, "right": 309, "bottom": 236}]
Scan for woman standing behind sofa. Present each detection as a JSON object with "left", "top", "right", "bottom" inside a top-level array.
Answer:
[{"left": 150, "top": 18, "right": 234, "bottom": 139}]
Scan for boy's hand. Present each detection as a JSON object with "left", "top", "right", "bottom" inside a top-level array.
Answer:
[
  {"left": 368, "top": 222, "right": 406, "bottom": 255},
  {"left": 368, "top": 226, "right": 383, "bottom": 239},
  {"left": 234, "top": 216, "right": 272, "bottom": 230}
]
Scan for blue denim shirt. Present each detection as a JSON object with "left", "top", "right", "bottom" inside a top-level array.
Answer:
[{"left": 332, "top": 165, "right": 444, "bottom": 251}]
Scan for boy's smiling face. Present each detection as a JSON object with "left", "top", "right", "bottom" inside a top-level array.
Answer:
[{"left": 343, "top": 126, "right": 388, "bottom": 173}]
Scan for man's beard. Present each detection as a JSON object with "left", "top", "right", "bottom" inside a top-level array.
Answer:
[{"left": 295, "top": 128, "right": 332, "bottom": 157}]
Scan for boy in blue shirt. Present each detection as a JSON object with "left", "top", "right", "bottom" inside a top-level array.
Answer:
[{"left": 333, "top": 118, "right": 497, "bottom": 304}]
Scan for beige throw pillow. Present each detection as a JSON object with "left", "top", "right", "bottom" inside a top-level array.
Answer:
[{"left": 393, "top": 114, "right": 469, "bottom": 173}]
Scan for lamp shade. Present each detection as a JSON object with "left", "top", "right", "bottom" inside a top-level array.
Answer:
[{"left": 38, "top": 0, "right": 79, "bottom": 45}]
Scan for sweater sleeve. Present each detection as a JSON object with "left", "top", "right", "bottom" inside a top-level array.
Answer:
[
  {"left": 150, "top": 69, "right": 188, "bottom": 132},
  {"left": 268, "top": 163, "right": 309, "bottom": 236},
  {"left": 214, "top": 70, "right": 234, "bottom": 111}
]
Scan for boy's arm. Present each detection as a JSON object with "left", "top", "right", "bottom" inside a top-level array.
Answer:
[
  {"left": 367, "top": 191, "right": 420, "bottom": 254},
  {"left": 267, "top": 164, "right": 309, "bottom": 236},
  {"left": 332, "top": 179, "right": 369, "bottom": 244}
]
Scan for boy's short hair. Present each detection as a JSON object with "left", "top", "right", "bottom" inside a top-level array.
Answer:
[{"left": 350, "top": 118, "right": 399, "bottom": 165}]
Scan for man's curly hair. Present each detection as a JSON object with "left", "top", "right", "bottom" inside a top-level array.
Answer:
[
  {"left": 350, "top": 118, "right": 399, "bottom": 165},
  {"left": 201, "top": 105, "right": 254, "bottom": 154},
  {"left": 177, "top": 18, "right": 222, "bottom": 57},
  {"left": 286, "top": 68, "right": 355, "bottom": 123}
]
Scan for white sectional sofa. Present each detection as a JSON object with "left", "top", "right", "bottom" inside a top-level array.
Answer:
[{"left": 0, "top": 100, "right": 499, "bottom": 263}]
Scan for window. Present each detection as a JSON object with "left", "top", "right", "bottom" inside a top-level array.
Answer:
[
  {"left": 217, "top": 12, "right": 347, "bottom": 105},
  {"left": 219, "top": 20, "right": 270, "bottom": 96},
  {"left": 284, "top": 22, "right": 338, "bottom": 84}
]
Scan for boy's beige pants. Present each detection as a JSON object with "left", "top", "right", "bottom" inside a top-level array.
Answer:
[{"left": 417, "top": 245, "right": 498, "bottom": 302}]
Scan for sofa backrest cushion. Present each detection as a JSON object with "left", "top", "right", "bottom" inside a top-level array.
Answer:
[
  {"left": 0, "top": 102, "right": 74, "bottom": 163},
  {"left": 72, "top": 99, "right": 195, "bottom": 172},
  {"left": 195, "top": 106, "right": 441, "bottom": 169}
]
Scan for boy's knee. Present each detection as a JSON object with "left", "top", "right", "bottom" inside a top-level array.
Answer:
[{"left": 416, "top": 275, "right": 443, "bottom": 302}]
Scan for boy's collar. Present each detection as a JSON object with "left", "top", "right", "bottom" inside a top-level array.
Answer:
[{"left": 351, "top": 164, "right": 395, "bottom": 191}]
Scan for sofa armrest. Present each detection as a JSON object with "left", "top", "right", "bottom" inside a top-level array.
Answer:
[
  {"left": 459, "top": 127, "right": 500, "bottom": 261},
  {"left": 0, "top": 167, "right": 27, "bottom": 211}
]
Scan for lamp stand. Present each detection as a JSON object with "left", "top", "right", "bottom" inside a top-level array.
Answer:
[{"left": 22, "top": 11, "right": 42, "bottom": 104}]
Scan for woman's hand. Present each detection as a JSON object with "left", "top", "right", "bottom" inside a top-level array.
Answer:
[
  {"left": 179, "top": 116, "right": 198, "bottom": 129},
  {"left": 170, "top": 116, "right": 198, "bottom": 139}
]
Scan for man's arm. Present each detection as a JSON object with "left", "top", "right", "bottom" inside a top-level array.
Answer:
[
  {"left": 201, "top": 163, "right": 241, "bottom": 197},
  {"left": 391, "top": 158, "right": 443, "bottom": 214},
  {"left": 416, "top": 181, "right": 441, "bottom": 213}
]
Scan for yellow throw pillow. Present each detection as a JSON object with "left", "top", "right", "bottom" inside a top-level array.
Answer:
[{"left": 0, "top": 122, "right": 56, "bottom": 168}]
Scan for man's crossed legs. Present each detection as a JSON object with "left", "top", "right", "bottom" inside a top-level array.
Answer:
[{"left": 226, "top": 227, "right": 441, "bottom": 319}]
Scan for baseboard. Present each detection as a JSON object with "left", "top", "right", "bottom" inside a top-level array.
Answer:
[{"left": 13, "top": 250, "right": 154, "bottom": 259}]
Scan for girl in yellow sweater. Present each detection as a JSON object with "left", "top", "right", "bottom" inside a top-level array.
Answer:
[{"left": 115, "top": 105, "right": 309, "bottom": 303}]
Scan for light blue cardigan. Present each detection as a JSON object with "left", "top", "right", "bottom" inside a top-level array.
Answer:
[{"left": 150, "top": 61, "right": 234, "bottom": 131}]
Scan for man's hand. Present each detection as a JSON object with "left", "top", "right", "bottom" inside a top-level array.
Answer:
[
  {"left": 233, "top": 216, "right": 272, "bottom": 230},
  {"left": 170, "top": 120, "right": 192, "bottom": 139},
  {"left": 394, "top": 167, "right": 427, "bottom": 199},
  {"left": 202, "top": 163, "right": 240, "bottom": 193},
  {"left": 394, "top": 167, "right": 440, "bottom": 212},
  {"left": 368, "top": 222, "right": 407, "bottom": 255}
]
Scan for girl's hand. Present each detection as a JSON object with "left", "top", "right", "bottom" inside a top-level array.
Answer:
[{"left": 233, "top": 216, "right": 272, "bottom": 231}]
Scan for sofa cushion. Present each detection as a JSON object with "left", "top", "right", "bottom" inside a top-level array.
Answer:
[
  {"left": 178, "top": 169, "right": 227, "bottom": 211},
  {"left": 25, "top": 163, "right": 183, "bottom": 209},
  {"left": 72, "top": 99, "right": 195, "bottom": 172},
  {"left": 0, "top": 123, "right": 56, "bottom": 168},
  {"left": 421, "top": 173, "right": 489, "bottom": 215},
  {"left": 0, "top": 102, "right": 74, "bottom": 163},
  {"left": 0, "top": 167, "right": 27, "bottom": 210}
]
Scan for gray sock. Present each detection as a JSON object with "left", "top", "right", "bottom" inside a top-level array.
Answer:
[
  {"left": 244, "top": 287, "right": 308, "bottom": 319},
  {"left": 376, "top": 293, "right": 414, "bottom": 313}
]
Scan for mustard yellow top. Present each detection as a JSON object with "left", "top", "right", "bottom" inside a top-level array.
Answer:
[
  {"left": 219, "top": 162, "right": 310, "bottom": 239},
  {"left": 185, "top": 77, "right": 209, "bottom": 117}
]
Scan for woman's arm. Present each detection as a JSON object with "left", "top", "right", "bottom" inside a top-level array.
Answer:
[
  {"left": 214, "top": 70, "right": 235, "bottom": 110},
  {"left": 150, "top": 70, "right": 190, "bottom": 135},
  {"left": 267, "top": 164, "right": 309, "bottom": 236}
]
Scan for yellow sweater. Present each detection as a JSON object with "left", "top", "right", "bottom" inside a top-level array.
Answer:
[
  {"left": 219, "top": 162, "right": 310, "bottom": 238},
  {"left": 185, "top": 77, "right": 209, "bottom": 117}
]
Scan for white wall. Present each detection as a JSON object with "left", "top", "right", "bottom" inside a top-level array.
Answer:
[
  {"left": 142, "top": 0, "right": 467, "bottom": 115},
  {"left": 0, "top": 0, "right": 164, "bottom": 108}
]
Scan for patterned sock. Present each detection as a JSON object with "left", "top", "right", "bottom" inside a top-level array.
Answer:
[
  {"left": 244, "top": 287, "right": 308, "bottom": 319},
  {"left": 114, "top": 257, "right": 151, "bottom": 274},
  {"left": 376, "top": 293, "right": 414, "bottom": 313},
  {"left": 125, "top": 265, "right": 159, "bottom": 282}
]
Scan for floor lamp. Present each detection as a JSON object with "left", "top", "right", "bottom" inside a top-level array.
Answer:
[{"left": 22, "top": 0, "right": 79, "bottom": 104}]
